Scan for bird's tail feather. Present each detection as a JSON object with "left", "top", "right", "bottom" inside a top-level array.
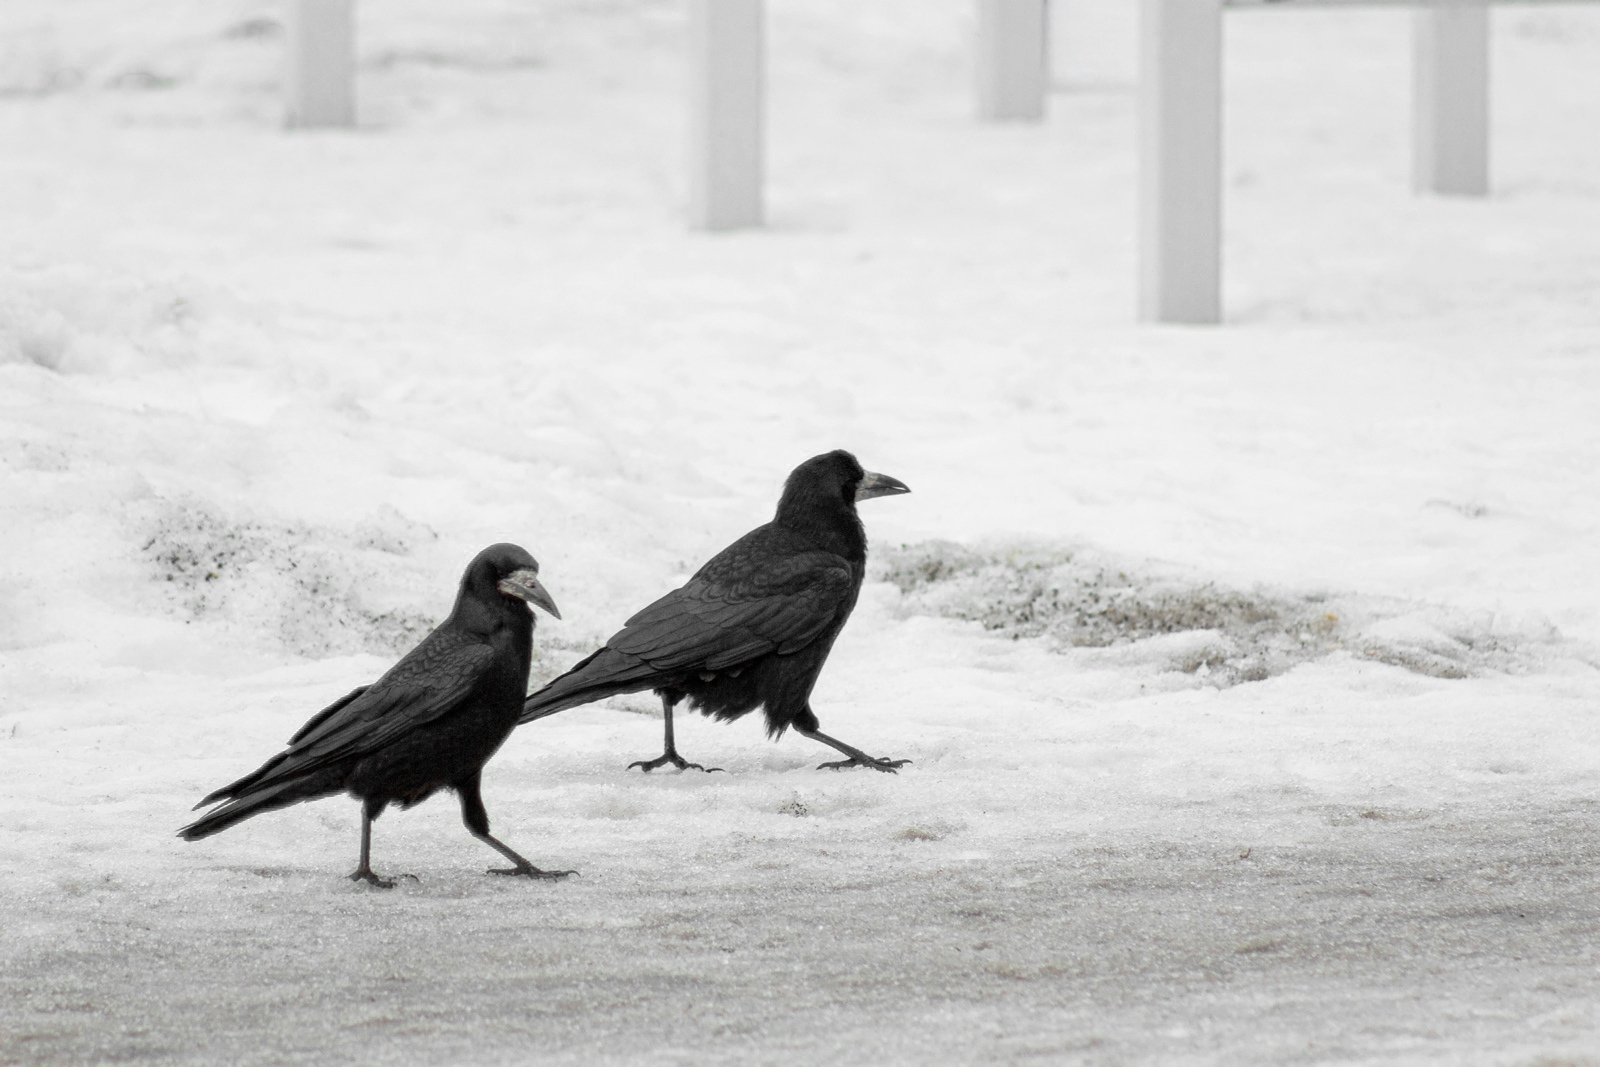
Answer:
[
  {"left": 193, "top": 750, "right": 294, "bottom": 810},
  {"left": 179, "top": 767, "right": 346, "bottom": 841},
  {"left": 520, "top": 648, "right": 663, "bottom": 724}
]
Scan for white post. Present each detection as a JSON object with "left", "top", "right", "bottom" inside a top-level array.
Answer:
[
  {"left": 688, "top": 0, "right": 764, "bottom": 231},
  {"left": 285, "top": 0, "right": 355, "bottom": 129},
  {"left": 1413, "top": 0, "right": 1489, "bottom": 196},
  {"left": 977, "top": 0, "right": 1049, "bottom": 121},
  {"left": 1138, "top": 0, "right": 1223, "bottom": 324}
]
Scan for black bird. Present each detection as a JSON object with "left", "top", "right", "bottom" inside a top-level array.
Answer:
[
  {"left": 520, "top": 450, "right": 911, "bottom": 773},
  {"left": 181, "top": 543, "right": 571, "bottom": 887}
]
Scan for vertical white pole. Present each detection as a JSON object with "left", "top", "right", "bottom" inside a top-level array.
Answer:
[
  {"left": 1413, "top": 0, "right": 1489, "bottom": 196},
  {"left": 1138, "top": 0, "right": 1223, "bottom": 324},
  {"left": 977, "top": 0, "right": 1049, "bottom": 121},
  {"left": 688, "top": 0, "right": 764, "bottom": 231},
  {"left": 285, "top": 0, "right": 355, "bottom": 129}
]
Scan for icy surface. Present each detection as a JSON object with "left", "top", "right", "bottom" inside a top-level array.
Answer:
[{"left": 3, "top": 1, "right": 1600, "bottom": 1064}]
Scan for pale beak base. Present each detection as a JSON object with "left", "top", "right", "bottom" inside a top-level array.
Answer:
[
  {"left": 498, "top": 570, "right": 562, "bottom": 619},
  {"left": 855, "top": 470, "right": 911, "bottom": 502}
]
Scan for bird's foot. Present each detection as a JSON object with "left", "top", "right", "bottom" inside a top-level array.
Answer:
[
  {"left": 627, "top": 752, "right": 723, "bottom": 773},
  {"left": 489, "top": 864, "right": 578, "bottom": 880},
  {"left": 348, "top": 867, "right": 397, "bottom": 889},
  {"left": 817, "top": 755, "right": 912, "bottom": 773}
]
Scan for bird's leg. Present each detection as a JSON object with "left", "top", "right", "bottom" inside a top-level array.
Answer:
[
  {"left": 627, "top": 696, "right": 722, "bottom": 773},
  {"left": 799, "top": 727, "right": 911, "bottom": 773},
  {"left": 348, "top": 808, "right": 396, "bottom": 889},
  {"left": 478, "top": 833, "right": 577, "bottom": 881},
  {"left": 458, "top": 774, "right": 575, "bottom": 880}
]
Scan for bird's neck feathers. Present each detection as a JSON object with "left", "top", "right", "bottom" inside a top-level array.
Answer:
[{"left": 774, "top": 484, "right": 868, "bottom": 562}]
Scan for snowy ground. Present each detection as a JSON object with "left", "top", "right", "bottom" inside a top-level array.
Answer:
[{"left": 3, "top": 1, "right": 1600, "bottom": 1063}]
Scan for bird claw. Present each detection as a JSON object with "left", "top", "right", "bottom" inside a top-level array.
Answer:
[
  {"left": 489, "top": 865, "right": 577, "bottom": 880},
  {"left": 816, "top": 756, "right": 911, "bottom": 773},
  {"left": 627, "top": 753, "right": 723, "bottom": 774},
  {"left": 348, "top": 868, "right": 398, "bottom": 889}
]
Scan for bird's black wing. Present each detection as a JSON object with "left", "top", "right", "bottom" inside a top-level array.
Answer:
[
  {"left": 287, "top": 685, "right": 370, "bottom": 745},
  {"left": 609, "top": 548, "right": 853, "bottom": 672},
  {"left": 294, "top": 630, "right": 494, "bottom": 755},
  {"left": 520, "top": 528, "right": 856, "bottom": 723},
  {"left": 205, "top": 628, "right": 496, "bottom": 802}
]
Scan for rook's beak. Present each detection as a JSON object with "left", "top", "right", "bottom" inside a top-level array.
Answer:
[
  {"left": 498, "top": 570, "right": 562, "bottom": 619},
  {"left": 855, "top": 470, "right": 911, "bottom": 502}
]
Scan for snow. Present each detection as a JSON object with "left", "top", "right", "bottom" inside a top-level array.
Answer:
[{"left": 3, "top": 0, "right": 1600, "bottom": 1063}]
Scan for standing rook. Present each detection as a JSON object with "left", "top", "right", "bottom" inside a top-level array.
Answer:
[
  {"left": 521, "top": 450, "right": 911, "bottom": 773},
  {"left": 181, "top": 544, "right": 571, "bottom": 887}
]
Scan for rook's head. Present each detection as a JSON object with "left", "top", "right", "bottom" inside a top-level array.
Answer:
[
  {"left": 777, "top": 450, "right": 910, "bottom": 532},
  {"left": 461, "top": 542, "right": 561, "bottom": 620}
]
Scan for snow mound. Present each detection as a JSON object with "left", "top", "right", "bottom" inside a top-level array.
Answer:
[
  {"left": 0, "top": 1, "right": 274, "bottom": 102},
  {"left": 135, "top": 497, "right": 441, "bottom": 658},
  {"left": 131, "top": 495, "right": 597, "bottom": 681},
  {"left": 0, "top": 266, "right": 199, "bottom": 374},
  {"left": 878, "top": 540, "right": 1570, "bottom": 686}
]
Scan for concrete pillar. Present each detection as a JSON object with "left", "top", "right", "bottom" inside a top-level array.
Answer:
[
  {"left": 1413, "top": 0, "right": 1490, "bottom": 196},
  {"left": 977, "top": 0, "right": 1049, "bottom": 121},
  {"left": 285, "top": 0, "right": 355, "bottom": 129},
  {"left": 1138, "top": 0, "right": 1223, "bottom": 324},
  {"left": 688, "top": 0, "right": 764, "bottom": 230}
]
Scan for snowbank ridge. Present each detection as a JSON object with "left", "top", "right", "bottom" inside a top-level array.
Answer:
[
  {"left": 136, "top": 497, "right": 440, "bottom": 658},
  {"left": 879, "top": 540, "right": 1572, "bottom": 687}
]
